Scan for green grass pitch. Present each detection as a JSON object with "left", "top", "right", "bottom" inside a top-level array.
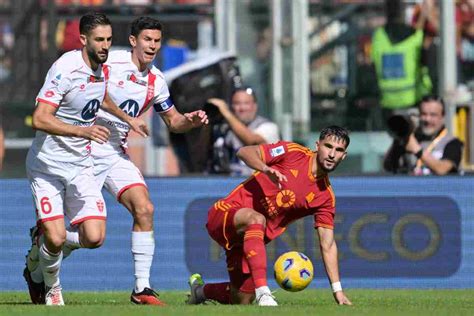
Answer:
[{"left": 0, "top": 289, "right": 473, "bottom": 316}]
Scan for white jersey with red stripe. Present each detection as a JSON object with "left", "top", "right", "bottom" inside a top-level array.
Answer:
[
  {"left": 93, "top": 50, "right": 174, "bottom": 157},
  {"left": 29, "top": 49, "right": 109, "bottom": 165}
]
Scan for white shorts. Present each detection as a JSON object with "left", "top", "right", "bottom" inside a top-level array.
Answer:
[
  {"left": 26, "top": 156, "right": 107, "bottom": 225},
  {"left": 93, "top": 153, "right": 147, "bottom": 201}
]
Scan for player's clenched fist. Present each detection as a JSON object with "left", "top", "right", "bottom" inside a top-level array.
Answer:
[{"left": 81, "top": 125, "right": 111, "bottom": 144}]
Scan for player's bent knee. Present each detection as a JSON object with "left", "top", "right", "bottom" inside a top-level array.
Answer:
[
  {"left": 133, "top": 201, "right": 154, "bottom": 223},
  {"left": 45, "top": 233, "right": 66, "bottom": 250},
  {"left": 80, "top": 229, "right": 106, "bottom": 249},
  {"left": 81, "top": 234, "right": 105, "bottom": 249},
  {"left": 247, "top": 212, "right": 266, "bottom": 226}
]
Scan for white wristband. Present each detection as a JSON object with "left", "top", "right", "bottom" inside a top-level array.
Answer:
[{"left": 331, "top": 281, "right": 342, "bottom": 293}]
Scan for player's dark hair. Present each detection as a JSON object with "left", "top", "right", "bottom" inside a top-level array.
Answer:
[
  {"left": 130, "top": 17, "right": 163, "bottom": 37},
  {"left": 232, "top": 86, "right": 257, "bottom": 103},
  {"left": 320, "top": 126, "right": 350, "bottom": 148},
  {"left": 419, "top": 95, "right": 445, "bottom": 116},
  {"left": 79, "top": 12, "right": 111, "bottom": 36}
]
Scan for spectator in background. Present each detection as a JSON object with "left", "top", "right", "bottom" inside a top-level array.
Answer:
[
  {"left": 207, "top": 87, "right": 279, "bottom": 176},
  {"left": 371, "top": 0, "right": 432, "bottom": 123},
  {"left": 56, "top": 19, "right": 82, "bottom": 56},
  {"left": 412, "top": 0, "right": 440, "bottom": 92},
  {"left": 384, "top": 96, "right": 463, "bottom": 175},
  {"left": 457, "top": 0, "right": 474, "bottom": 83}
]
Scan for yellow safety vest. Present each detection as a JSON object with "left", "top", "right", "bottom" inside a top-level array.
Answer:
[{"left": 372, "top": 27, "right": 432, "bottom": 109}]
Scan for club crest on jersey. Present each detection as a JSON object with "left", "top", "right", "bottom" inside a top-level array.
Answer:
[
  {"left": 270, "top": 145, "right": 285, "bottom": 157},
  {"left": 127, "top": 74, "right": 147, "bottom": 86},
  {"left": 119, "top": 99, "right": 140, "bottom": 117},
  {"left": 81, "top": 99, "right": 101, "bottom": 120},
  {"left": 88, "top": 75, "right": 105, "bottom": 83}
]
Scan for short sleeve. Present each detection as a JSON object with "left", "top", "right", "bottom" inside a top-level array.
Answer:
[
  {"left": 259, "top": 141, "right": 291, "bottom": 166},
  {"left": 442, "top": 138, "right": 464, "bottom": 168},
  {"left": 254, "top": 122, "right": 280, "bottom": 144},
  {"left": 36, "top": 62, "right": 72, "bottom": 107}
]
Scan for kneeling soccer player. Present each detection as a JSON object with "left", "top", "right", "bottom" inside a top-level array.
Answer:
[{"left": 187, "top": 126, "right": 352, "bottom": 306}]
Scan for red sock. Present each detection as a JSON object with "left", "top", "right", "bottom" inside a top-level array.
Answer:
[
  {"left": 203, "top": 282, "right": 231, "bottom": 304},
  {"left": 243, "top": 223, "right": 267, "bottom": 288}
]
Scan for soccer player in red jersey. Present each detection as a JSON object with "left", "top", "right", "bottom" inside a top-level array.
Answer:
[{"left": 187, "top": 126, "right": 352, "bottom": 306}]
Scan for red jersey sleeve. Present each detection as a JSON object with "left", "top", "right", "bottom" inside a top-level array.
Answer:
[{"left": 259, "top": 141, "right": 292, "bottom": 166}]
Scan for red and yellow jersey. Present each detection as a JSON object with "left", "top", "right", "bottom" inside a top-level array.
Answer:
[{"left": 217, "top": 141, "right": 336, "bottom": 241}]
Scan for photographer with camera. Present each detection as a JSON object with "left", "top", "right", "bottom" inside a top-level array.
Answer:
[
  {"left": 206, "top": 87, "right": 280, "bottom": 176},
  {"left": 384, "top": 96, "right": 463, "bottom": 175}
]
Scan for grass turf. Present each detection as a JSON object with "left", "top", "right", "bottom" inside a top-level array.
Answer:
[{"left": 0, "top": 289, "right": 473, "bottom": 316}]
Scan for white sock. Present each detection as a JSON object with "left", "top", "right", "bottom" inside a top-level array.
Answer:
[
  {"left": 63, "top": 227, "right": 81, "bottom": 259},
  {"left": 255, "top": 285, "right": 271, "bottom": 298},
  {"left": 39, "top": 244, "right": 63, "bottom": 288},
  {"left": 131, "top": 231, "right": 155, "bottom": 292}
]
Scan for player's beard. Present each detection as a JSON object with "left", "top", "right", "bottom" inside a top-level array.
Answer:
[
  {"left": 88, "top": 48, "right": 108, "bottom": 65},
  {"left": 318, "top": 157, "right": 339, "bottom": 173}
]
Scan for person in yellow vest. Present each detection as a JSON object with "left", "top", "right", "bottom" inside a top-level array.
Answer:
[
  {"left": 371, "top": 0, "right": 432, "bottom": 122},
  {"left": 383, "top": 96, "right": 463, "bottom": 175}
]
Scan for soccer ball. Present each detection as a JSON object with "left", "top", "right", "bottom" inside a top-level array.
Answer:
[{"left": 273, "top": 251, "right": 313, "bottom": 292}]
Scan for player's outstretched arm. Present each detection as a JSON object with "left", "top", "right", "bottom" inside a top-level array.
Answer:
[
  {"left": 32, "top": 102, "right": 109, "bottom": 143},
  {"left": 160, "top": 107, "right": 208, "bottom": 133},
  {"left": 102, "top": 94, "right": 149, "bottom": 137},
  {"left": 317, "top": 226, "right": 352, "bottom": 306}
]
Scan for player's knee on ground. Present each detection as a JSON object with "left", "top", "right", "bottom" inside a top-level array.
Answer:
[
  {"left": 230, "top": 287, "right": 255, "bottom": 305},
  {"left": 132, "top": 201, "right": 154, "bottom": 228}
]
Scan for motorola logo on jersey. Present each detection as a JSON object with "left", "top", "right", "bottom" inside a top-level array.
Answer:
[
  {"left": 119, "top": 99, "right": 140, "bottom": 117},
  {"left": 81, "top": 99, "right": 101, "bottom": 120}
]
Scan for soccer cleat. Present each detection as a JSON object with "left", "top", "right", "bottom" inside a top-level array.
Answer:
[
  {"left": 24, "top": 225, "right": 45, "bottom": 304},
  {"left": 186, "top": 273, "right": 205, "bottom": 305},
  {"left": 256, "top": 292, "right": 278, "bottom": 306},
  {"left": 23, "top": 267, "right": 45, "bottom": 304},
  {"left": 45, "top": 285, "right": 64, "bottom": 306},
  {"left": 130, "top": 287, "right": 166, "bottom": 306},
  {"left": 26, "top": 226, "right": 42, "bottom": 273}
]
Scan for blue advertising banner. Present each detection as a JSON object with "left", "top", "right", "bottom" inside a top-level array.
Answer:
[
  {"left": 185, "top": 196, "right": 461, "bottom": 279},
  {"left": 0, "top": 177, "right": 472, "bottom": 290}
]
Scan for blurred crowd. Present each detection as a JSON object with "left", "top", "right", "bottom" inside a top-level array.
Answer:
[{"left": 0, "top": 0, "right": 472, "bottom": 177}]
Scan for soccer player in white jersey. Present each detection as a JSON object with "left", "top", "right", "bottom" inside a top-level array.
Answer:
[
  {"left": 23, "top": 12, "right": 148, "bottom": 306},
  {"left": 26, "top": 16, "right": 208, "bottom": 305},
  {"left": 95, "top": 16, "right": 208, "bottom": 305}
]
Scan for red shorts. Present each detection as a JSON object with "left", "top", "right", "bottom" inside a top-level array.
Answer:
[{"left": 206, "top": 202, "right": 255, "bottom": 293}]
